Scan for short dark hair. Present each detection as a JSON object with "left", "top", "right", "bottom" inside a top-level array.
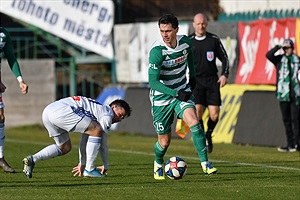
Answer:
[
  {"left": 109, "top": 99, "right": 132, "bottom": 118},
  {"left": 158, "top": 14, "right": 178, "bottom": 29}
]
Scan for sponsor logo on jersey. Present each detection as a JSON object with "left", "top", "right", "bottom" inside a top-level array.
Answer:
[
  {"left": 165, "top": 55, "right": 170, "bottom": 60},
  {"left": 164, "top": 54, "right": 187, "bottom": 66},
  {"left": 206, "top": 51, "right": 214, "bottom": 61}
]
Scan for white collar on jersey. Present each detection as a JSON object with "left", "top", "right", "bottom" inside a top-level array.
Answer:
[{"left": 195, "top": 35, "right": 206, "bottom": 41}]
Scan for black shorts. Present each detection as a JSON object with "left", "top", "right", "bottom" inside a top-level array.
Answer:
[{"left": 192, "top": 76, "right": 221, "bottom": 106}]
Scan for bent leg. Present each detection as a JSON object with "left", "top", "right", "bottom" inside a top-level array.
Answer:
[{"left": 32, "top": 133, "right": 69, "bottom": 163}]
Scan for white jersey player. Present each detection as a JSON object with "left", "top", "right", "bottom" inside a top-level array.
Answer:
[{"left": 22, "top": 96, "right": 131, "bottom": 178}]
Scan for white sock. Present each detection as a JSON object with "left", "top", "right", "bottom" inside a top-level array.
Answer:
[
  {"left": 201, "top": 161, "right": 209, "bottom": 168},
  {"left": 85, "top": 136, "right": 101, "bottom": 171},
  {"left": 32, "top": 144, "right": 62, "bottom": 163},
  {"left": 0, "top": 124, "right": 5, "bottom": 158},
  {"left": 154, "top": 161, "right": 162, "bottom": 168}
]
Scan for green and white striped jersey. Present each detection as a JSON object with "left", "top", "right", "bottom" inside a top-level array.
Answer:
[
  {"left": 0, "top": 27, "right": 22, "bottom": 79},
  {"left": 148, "top": 35, "right": 195, "bottom": 107}
]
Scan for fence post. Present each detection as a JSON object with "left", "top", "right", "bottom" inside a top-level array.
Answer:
[{"left": 69, "top": 57, "right": 77, "bottom": 96}]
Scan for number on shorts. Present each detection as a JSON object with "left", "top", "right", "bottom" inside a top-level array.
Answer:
[{"left": 155, "top": 122, "right": 164, "bottom": 132}]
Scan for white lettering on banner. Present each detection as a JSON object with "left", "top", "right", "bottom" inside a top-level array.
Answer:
[
  {"left": 239, "top": 25, "right": 260, "bottom": 83},
  {"left": 265, "top": 20, "right": 295, "bottom": 81},
  {"left": 264, "top": 21, "right": 277, "bottom": 81},
  {"left": 1, "top": 0, "right": 114, "bottom": 59},
  {"left": 236, "top": 18, "right": 297, "bottom": 85},
  {"left": 63, "top": 0, "right": 113, "bottom": 22},
  {"left": 11, "top": 0, "right": 60, "bottom": 25}
]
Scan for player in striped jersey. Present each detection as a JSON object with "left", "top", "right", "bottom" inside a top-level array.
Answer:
[
  {"left": 0, "top": 27, "right": 28, "bottom": 173},
  {"left": 22, "top": 96, "right": 131, "bottom": 178},
  {"left": 148, "top": 14, "right": 217, "bottom": 180}
]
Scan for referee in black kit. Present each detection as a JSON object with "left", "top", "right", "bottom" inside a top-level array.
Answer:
[{"left": 189, "top": 13, "right": 229, "bottom": 153}]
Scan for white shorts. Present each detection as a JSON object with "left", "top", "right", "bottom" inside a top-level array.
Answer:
[
  {"left": 42, "top": 98, "right": 92, "bottom": 138},
  {"left": 53, "top": 132, "right": 70, "bottom": 146}
]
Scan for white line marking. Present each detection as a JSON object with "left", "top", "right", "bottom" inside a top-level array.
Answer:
[{"left": 7, "top": 138, "right": 300, "bottom": 171}]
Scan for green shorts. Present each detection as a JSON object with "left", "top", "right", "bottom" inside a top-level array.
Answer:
[{"left": 151, "top": 99, "right": 195, "bottom": 134}]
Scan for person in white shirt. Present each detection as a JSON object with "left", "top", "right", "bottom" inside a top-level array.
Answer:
[{"left": 22, "top": 96, "right": 131, "bottom": 178}]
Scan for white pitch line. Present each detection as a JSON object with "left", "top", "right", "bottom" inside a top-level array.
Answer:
[
  {"left": 7, "top": 138, "right": 300, "bottom": 171},
  {"left": 109, "top": 149, "right": 300, "bottom": 171}
]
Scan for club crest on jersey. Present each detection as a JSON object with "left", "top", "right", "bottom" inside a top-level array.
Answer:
[{"left": 206, "top": 51, "right": 214, "bottom": 61}]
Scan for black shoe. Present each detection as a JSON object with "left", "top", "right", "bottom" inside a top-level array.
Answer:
[
  {"left": 277, "top": 146, "right": 297, "bottom": 152},
  {"left": 0, "top": 157, "right": 15, "bottom": 173},
  {"left": 206, "top": 130, "right": 213, "bottom": 153}
]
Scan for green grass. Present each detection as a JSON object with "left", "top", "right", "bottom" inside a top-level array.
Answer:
[{"left": 1, "top": 125, "right": 300, "bottom": 199}]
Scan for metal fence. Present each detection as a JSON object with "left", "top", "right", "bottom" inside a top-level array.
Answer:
[
  {"left": 6, "top": 27, "right": 108, "bottom": 100},
  {"left": 56, "top": 67, "right": 105, "bottom": 99}
]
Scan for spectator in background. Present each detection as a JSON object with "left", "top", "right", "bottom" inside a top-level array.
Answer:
[
  {"left": 0, "top": 27, "right": 28, "bottom": 173},
  {"left": 266, "top": 39, "right": 300, "bottom": 152},
  {"left": 148, "top": 14, "right": 217, "bottom": 180},
  {"left": 189, "top": 13, "right": 229, "bottom": 153}
]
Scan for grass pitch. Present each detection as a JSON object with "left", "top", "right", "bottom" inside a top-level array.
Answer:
[{"left": 0, "top": 125, "right": 299, "bottom": 199}]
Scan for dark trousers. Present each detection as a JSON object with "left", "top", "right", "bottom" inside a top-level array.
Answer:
[{"left": 279, "top": 101, "right": 300, "bottom": 148}]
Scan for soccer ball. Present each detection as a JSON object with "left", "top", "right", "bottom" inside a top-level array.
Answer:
[{"left": 164, "top": 156, "right": 187, "bottom": 180}]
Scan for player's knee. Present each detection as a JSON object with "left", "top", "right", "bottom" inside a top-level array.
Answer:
[
  {"left": 159, "top": 139, "right": 170, "bottom": 148},
  {"left": 62, "top": 145, "right": 72, "bottom": 155},
  {"left": 209, "top": 108, "right": 220, "bottom": 121},
  {"left": 210, "top": 114, "right": 219, "bottom": 122},
  {"left": 160, "top": 142, "right": 169, "bottom": 149},
  {"left": 60, "top": 142, "right": 72, "bottom": 155}
]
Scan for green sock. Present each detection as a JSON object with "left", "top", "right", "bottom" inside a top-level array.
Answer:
[
  {"left": 190, "top": 123, "right": 208, "bottom": 162},
  {"left": 154, "top": 141, "right": 167, "bottom": 165}
]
